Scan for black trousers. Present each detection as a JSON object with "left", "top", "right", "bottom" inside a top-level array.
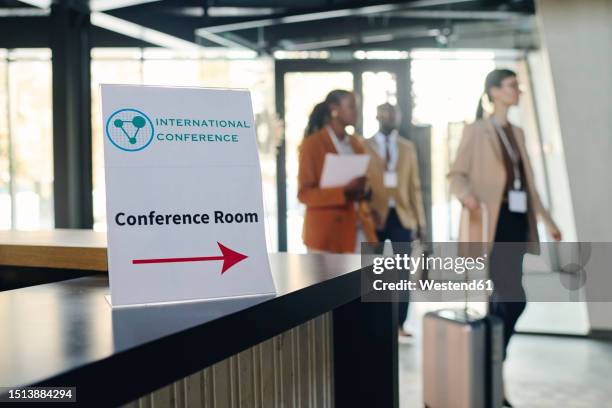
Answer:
[
  {"left": 376, "top": 208, "right": 413, "bottom": 329},
  {"left": 489, "top": 202, "right": 528, "bottom": 360}
]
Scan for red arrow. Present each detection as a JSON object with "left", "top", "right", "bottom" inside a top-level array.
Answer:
[{"left": 132, "top": 242, "right": 248, "bottom": 274}]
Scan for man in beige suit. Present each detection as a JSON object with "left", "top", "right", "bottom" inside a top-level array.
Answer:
[{"left": 365, "top": 103, "right": 426, "bottom": 339}]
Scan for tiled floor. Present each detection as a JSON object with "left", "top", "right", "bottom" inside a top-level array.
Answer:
[{"left": 399, "top": 313, "right": 612, "bottom": 407}]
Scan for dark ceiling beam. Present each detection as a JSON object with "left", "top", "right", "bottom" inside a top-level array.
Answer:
[
  {"left": 89, "top": 0, "right": 162, "bottom": 12},
  {"left": 333, "top": 36, "right": 440, "bottom": 51},
  {"left": 401, "top": 0, "right": 531, "bottom": 12},
  {"left": 276, "top": 25, "right": 441, "bottom": 51},
  {"left": 90, "top": 12, "right": 203, "bottom": 49},
  {"left": 327, "top": 32, "right": 530, "bottom": 52},
  {"left": 91, "top": 26, "right": 156, "bottom": 47},
  {"left": 0, "top": 15, "right": 153, "bottom": 49},
  {"left": 4, "top": 0, "right": 535, "bottom": 50},
  {"left": 106, "top": 3, "right": 245, "bottom": 44},
  {"left": 15, "top": 0, "right": 163, "bottom": 12},
  {"left": 388, "top": 9, "right": 528, "bottom": 20},
  {"left": 255, "top": 16, "right": 430, "bottom": 43},
  {"left": 253, "top": 11, "right": 529, "bottom": 45},
  {"left": 222, "top": 31, "right": 266, "bottom": 53},
  {"left": 199, "top": 0, "right": 329, "bottom": 7},
  {"left": 1, "top": 0, "right": 36, "bottom": 6},
  {"left": 195, "top": 0, "right": 476, "bottom": 34},
  {"left": 195, "top": 29, "right": 267, "bottom": 53},
  {"left": 104, "top": 10, "right": 199, "bottom": 42},
  {"left": 334, "top": 21, "right": 536, "bottom": 51},
  {"left": 266, "top": 10, "right": 534, "bottom": 52},
  {"left": 231, "top": 10, "right": 532, "bottom": 53},
  {"left": 13, "top": 0, "right": 204, "bottom": 49},
  {"left": 205, "top": 0, "right": 482, "bottom": 10},
  {"left": 18, "top": 0, "right": 90, "bottom": 13},
  {"left": 110, "top": 6, "right": 253, "bottom": 30},
  {"left": 0, "top": 16, "right": 50, "bottom": 47}
]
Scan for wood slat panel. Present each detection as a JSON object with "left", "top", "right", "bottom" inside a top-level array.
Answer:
[
  {"left": 202, "top": 369, "right": 214, "bottom": 408},
  {"left": 296, "top": 322, "right": 310, "bottom": 408},
  {"left": 259, "top": 337, "right": 276, "bottom": 408},
  {"left": 237, "top": 348, "right": 255, "bottom": 407},
  {"left": 212, "top": 359, "right": 232, "bottom": 408},
  {"left": 151, "top": 384, "right": 172, "bottom": 407},
  {"left": 127, "top": 313, "right": 333, "bottom": 408},
  {"left": 184, "top": 371, "right": 203, "bottom": 408}
]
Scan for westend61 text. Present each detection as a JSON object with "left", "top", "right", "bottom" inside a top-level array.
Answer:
[{"left": 373, "top": 279, "right": 494, "bottom": 292}]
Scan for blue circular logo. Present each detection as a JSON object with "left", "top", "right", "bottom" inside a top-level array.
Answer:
[{"left": 105, "top": 108, "right": 154, "bottom": 152}]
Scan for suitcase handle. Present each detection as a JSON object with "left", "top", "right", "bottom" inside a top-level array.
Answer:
[{"left": 460, "top": 201, "right": 489, "bottom": 313}]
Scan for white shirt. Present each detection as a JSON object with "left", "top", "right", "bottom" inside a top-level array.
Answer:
[
  {"left": 327, "top": 126, "right": 362, "bottom": 249},
  {"left": 372, "top": 130, "right": 400, "bottom": 208},
  {"left": 373, "top": 130, "right": 399, "bottom": 171},
  {"left": 327, "top": 126, "right": 354, "bottom": 155}
]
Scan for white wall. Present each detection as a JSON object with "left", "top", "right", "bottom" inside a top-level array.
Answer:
[{"left": 536, "top": 0, "right": 612, "bottom": 331}]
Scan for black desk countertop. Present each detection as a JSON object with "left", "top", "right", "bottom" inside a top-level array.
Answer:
[{"left": 0, "top": 253, "right": 363, "bottom": 405}]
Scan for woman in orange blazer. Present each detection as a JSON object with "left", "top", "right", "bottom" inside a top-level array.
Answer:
[{"left": 298, "top": 89, "right": 377, "bottom": 253}]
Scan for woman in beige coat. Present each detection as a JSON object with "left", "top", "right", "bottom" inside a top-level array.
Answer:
[{"left": 448, "top": 69, "right": 561, "bottom": 408}]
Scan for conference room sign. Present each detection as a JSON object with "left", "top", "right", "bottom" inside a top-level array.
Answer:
[{"left": 100, "top": 84, "right": 276, "bottom": 307}]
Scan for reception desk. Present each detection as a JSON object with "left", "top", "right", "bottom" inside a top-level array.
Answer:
[{"left": 0, "top": 231, "right": 398, "bottom": 407}]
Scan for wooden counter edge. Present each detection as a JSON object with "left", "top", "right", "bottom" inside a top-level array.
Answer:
[{"left": 0, "top": 244, "right": 108, "bottom": 272}]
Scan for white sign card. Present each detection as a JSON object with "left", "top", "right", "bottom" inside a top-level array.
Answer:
[{"left": 101, "top": 84, "right": 276, "bottom": 307}]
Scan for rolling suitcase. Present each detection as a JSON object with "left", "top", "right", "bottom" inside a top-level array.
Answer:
[
  {"left": 422, "top": 204, "right": 504, "bottom": 408},
  {"left": 422, "top": 309, "right": 503, "bottom": 408}
]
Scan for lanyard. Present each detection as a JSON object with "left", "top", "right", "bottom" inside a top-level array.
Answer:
[
  {"left": 378, "top": 130, "right": 398, "bottom": 171},
  {"left": 491, "top": 118, "right": 522, "bottom": 190},
  {"left": 373, "top": 130, "right": 398, "bottom": 171}
]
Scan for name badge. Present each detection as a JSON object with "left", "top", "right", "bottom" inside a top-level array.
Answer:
[
  {"left": 508, "top": 190, "right": 527, "bottom": 213},
  {"left": 384, "top": 171, "right": 398, "bottom": 188}
]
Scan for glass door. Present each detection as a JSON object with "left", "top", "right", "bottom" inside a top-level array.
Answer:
[{"left": 361, "top": 71, "right": 398, "bottom": 138}]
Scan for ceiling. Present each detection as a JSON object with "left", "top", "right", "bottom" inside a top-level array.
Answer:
[{"left": 0, "top": 0, "right": 537, "bottom": 52}]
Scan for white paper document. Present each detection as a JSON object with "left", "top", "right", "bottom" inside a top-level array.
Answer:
[{"left": 319, "top": 153, "right": 370, "bottom": 188}]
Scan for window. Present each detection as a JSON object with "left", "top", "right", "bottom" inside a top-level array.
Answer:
[{"left": 0, "top": 49, "right": 53, "bottom": 230}]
